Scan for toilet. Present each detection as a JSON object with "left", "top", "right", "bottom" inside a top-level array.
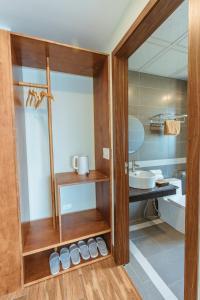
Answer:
[{"left": 158, "top": 178, "right": 186, "bottom": 234}]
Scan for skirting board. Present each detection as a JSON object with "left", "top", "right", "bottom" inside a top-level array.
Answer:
[{"left": 129, "top": 219, "right": 164, "bottom": 232}]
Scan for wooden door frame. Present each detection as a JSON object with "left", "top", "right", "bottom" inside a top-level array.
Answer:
[{"left": 112, "top": 0, "right": 199, "bottom": 299}]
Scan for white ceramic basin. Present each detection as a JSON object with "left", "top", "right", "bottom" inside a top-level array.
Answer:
[{"left": 129, "top": 170, "right": 156, "bottom": 189}]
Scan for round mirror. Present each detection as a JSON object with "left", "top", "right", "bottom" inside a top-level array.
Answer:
[{"left": 128, "top": 116, "right": 145, "bottom": 154}]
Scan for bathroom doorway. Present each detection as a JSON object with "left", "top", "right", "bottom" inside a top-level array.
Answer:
[
  {"left": 126, "top": 1, "right": 187, "bottom": 298},
  {"left": 112, "top": 0, "right": 200, "bottom": 299}
]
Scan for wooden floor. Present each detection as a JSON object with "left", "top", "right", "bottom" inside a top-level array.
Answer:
[{"left": 1, "top": 258, "right": 141, "bottom": 300}]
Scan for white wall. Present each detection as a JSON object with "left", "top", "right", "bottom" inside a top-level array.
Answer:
[
  {"left": 14, "top": 66, "right": 30, "bottom": 222},
  {"left": 106, "top": 0, "right": 149, "bottom": 52},
  {"left": 20, "top": 67, "right": 95, "bottom": 221}
]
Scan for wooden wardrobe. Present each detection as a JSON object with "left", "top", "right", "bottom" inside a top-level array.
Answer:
[{"left": 0, "top": 29, "right": 112, "bottom": 296}]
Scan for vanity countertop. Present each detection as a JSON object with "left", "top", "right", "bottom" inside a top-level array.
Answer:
[{"left": 129, "top": 184, "right": 178, "bottom": 202}]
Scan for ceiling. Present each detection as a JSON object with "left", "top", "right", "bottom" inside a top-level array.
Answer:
[
  {"left": 128, "top": 0, "right": 188, "bottom": 80},
  {"left": 0, "top": 0, "right": 131, "bottom": 51}
]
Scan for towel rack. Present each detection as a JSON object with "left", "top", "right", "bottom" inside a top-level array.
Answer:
[{"left": 150, "top": 113, "right": 188, "bottom": 127}]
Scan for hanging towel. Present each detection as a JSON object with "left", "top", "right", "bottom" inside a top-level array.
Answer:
[{"left": 164, "top": 120, "right": 181, "bottom": 135}]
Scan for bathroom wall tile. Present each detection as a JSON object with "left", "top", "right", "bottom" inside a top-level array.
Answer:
[
  {"left": 129, "top": 85, "right": 140, "bottom": 106},
  {"left": 140, "top": 88, "right": 169, "bottom": 108},
  {"left": 166, "top": 164, "right": 186, "bottom": 178},
  {"left": 168, "top": 141, "right": 187, "bottom": 158},
  {"left": 129, "top": 200, "right": 154, "bottom": 221},
  {"left": 176, "top": 127, "right": 187, "bottom": 142},
  {"left": 130, "top": 151, "right": 140, "bottom": 161},
  {"left": 138, "top": 139, "right": 169, "bottom": 160},
  {"left": 144, "top": 126, "right": 168, "bottom": 143},
  {"left": 167, "top": 93, "right": 186, "bottom": 106},
  {"left": 128, "top": 71, "right": 140, "bottom": 86},
  {"left": 130, "top": 201, "right": 147, "bottom": 220},
  {"left": 139, "top": 72, "right": 171, "bottom": 91},
  {"left": 128, "top": 105, "right": 141, "bottom": 116},
  {"left": 165, "top": 164, "right": 183, "bottom": 178},
  {"left": 169, "top": 78, "right": 187, "bottom": 94}
]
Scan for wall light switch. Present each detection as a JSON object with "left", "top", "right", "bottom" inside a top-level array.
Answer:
[{"left": 103, "top": 148, "right": 110, "bottom": 160}]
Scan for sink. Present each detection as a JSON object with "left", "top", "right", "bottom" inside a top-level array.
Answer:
[{"left": 129, "top": 170, "right": 156, "bottom": 189}]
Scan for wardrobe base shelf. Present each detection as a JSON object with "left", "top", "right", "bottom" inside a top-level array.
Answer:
[{"left": 24, "top": 251, "right": 112, "bottom": 286}]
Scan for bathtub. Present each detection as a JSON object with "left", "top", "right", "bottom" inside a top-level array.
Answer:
[{"left": 158, "top": 178, "right": 185, "bottom": 234}]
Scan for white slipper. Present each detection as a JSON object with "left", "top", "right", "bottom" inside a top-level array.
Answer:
[
  {"left": 49, "top": 252, "right": 60, "bottom": 275},
  {"left": 69, "top": 244, "right": 80, "bottom": 265},
  {"left": 78, "top": 240, "right": 90, "bottom": 260},
  {"left": 87, "top": 238, "right": 98, "bottom": 258},
  {"left": 60, "top": 247, "right": 71, "bottom": 270},
  {"left": 96, "top": 237, "right": 108, "bottom": 256}
]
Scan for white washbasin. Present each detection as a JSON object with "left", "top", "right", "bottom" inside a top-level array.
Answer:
[{"left": 129, "top": 170, "right": 156, "bottom": 189}]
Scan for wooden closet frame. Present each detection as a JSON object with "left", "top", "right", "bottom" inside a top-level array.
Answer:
[
  {"left": 0, "top": 31, "right": 112, "bottom": 295},
  {"left": 112, "top": 0, "right": 200, "bottom": 299}
]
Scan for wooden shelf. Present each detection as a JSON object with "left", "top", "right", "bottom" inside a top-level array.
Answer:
[
  {"left": 22, "top": 209, "right": 110, "bottom": 256},
  {"left": 61, "top": 209, "right": 111, "bottom": 243},
  {"left": 22, "top": 217, "right": 60, "bottom": 256},
  {"left": 55, "top": 170, "right": 109, "bottom": 187},
  {"left": 24, "top": 249, "right": 111, "bottom": 286}
]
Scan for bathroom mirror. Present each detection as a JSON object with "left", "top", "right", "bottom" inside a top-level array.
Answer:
[{"left": 128, "top": 115, "right": 145, "bottom": 154}]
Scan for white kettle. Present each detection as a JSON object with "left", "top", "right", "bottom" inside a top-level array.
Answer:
[{"left": 72, "top": 155, "right": 89, "bottom": 175}]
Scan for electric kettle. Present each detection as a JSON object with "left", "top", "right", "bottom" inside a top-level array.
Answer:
[{"left": 72, "top": 155, "right": 89, "bottom": 175}]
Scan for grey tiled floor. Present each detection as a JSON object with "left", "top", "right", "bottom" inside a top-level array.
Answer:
[
  {"left": 125, "top": 254, "right": 165, "bottom": 300},
  {"left": 126, "top": 222, "right": 184, "bottom": 300}
]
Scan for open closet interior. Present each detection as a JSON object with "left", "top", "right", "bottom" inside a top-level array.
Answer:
[{"left": 11, "top": 33, "right": 112, "bottom": 286}]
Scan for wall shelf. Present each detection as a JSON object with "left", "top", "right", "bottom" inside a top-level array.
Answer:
[
  {"left": 22, "top": 217, "right": 60, "bottom": 256},
  {"left": 22, "top": 208, "right": 110, "bottom": 256},
  {"left": 61, "top": 208, "right": 111, "bottom": 243},
  {"left": 55, "top": 170, "right": 109, "bottom": 187}
]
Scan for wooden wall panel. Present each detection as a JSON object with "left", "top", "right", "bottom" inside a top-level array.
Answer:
[
  {"left": 93, "top": 58, "right": 112, "bottom": 230},
  {"left": 112, "top": 55, "right": 129, "bottom": 265},
  {"left": 11, "top": 33, "right": 107, "bottom": 77},
  {"left": 185, "top": 0, "right": 200, "bottom": 299},
  {"left": 0, "top": 30, "right": 22, "bottom": 295}
]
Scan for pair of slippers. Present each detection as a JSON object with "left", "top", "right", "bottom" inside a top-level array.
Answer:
[
  {"left": 49, "top": 237, "right": 108, "bottom": 275},
  {"left": 49, "top": 248, "right": 70, "bottom": 276},
  {"left": 89, "top": 237, "right": 108, "bottom": 258}
]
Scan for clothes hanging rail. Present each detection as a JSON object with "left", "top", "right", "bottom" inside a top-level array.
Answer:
[
  {"left": 14, "top": 57, "right": 56, "bottom": 228},
  {"left": 14, "top": 81, "right": 48, "bottom": 89}
]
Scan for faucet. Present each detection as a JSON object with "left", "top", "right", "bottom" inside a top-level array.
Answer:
[{"left": 131, "top": 160, "right": 140, "bottom": 172}]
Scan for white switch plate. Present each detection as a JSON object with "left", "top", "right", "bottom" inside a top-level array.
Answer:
[{"left": 103, "top": 148, "right": 110, "bottom": 160}]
